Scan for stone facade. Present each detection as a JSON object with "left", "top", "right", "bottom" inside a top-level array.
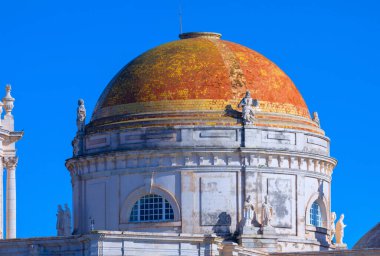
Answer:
[{"left": 65, "top": 122, "right": 336, "bottom": 253}]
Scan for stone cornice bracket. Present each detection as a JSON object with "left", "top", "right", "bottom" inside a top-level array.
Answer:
[
  {"left": 2, "top": 84, "right": 15, "bottom": 117},
  {"left": 3, "top": 156, "right": 18, "bottom": 170}
]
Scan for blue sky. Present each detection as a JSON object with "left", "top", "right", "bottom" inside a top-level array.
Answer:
[{"left": 0, "top": 0, "right": 379, "bottom": 248}]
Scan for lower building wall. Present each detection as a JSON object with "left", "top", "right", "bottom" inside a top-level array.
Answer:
[
  {"left": 0, "top": 236, "right": 89, "bottom": 256},
  {"left": 0, "top": 231, "right": 377, "bottom": 256}
]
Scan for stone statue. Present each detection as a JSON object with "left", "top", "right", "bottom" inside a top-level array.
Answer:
[
  {"left": 330, "top": 212, "right": 336, "bottom": 243},
  {"left": 335, "top": 214, "right": 347, "bottom": 245},
  {"left": 76, "top": 99, "right": 86, "bottom": 132},
  {"left": 243, "top": 195, "right": 255, "bottom": 227},
  {"left": 238, "top": 91, "right": 258, "bottom": 125},
  {"left": 56, "top": 205, "right": 64, "bottom": 236},
  {"left": 312, "top": 112, "right": 320, "bottom": 126},
  {"left": 261, "top": 195, "right": 273, "bottom": 227},
  {"left": 63, "top": 204, "right": 72, "bottom": 236}
]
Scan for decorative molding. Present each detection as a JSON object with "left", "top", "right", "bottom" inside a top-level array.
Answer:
[
  {"left": 3, "top": 156, "right": 18, "bottom": 169},
  {"left": 66, "top": 151, "right": 336, "bottom": 179}
]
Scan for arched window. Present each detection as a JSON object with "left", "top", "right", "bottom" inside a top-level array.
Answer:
[
  {"left": 129, "top": 194, "right": 174, "bottom": 222},
  {"left": 309, "top": 201, "right": 322, "bottom": 227}
]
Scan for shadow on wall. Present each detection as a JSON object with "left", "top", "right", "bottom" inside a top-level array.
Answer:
[
  {"left": 314, "top": 227, "right": 330, "bottom": 251},
  {"left": 212, "top": 212, "right": 232, "bottom": 237}
]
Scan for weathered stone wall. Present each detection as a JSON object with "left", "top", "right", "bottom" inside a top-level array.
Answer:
[{"left": 66, "top": 125, "right": 337, "bottom": 253}]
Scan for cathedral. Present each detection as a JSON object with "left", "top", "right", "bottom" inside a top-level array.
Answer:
[{"left": 0, "top": 32, "right": 378, "bottom": 255}]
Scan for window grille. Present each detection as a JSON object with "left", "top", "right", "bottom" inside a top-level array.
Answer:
[
  {"left": 310, "top": 201, "right": 322, "bottom": 227},
  {"left": 129, "top": 194, "right": 174, "bottom": 222}
]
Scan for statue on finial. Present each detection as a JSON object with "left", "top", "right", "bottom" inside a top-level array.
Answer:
[
  {"left": 238, "top": 90, "right": 258, "bottom": 125},
  {"left": 76, "top": 99, "right": 86, "bottom": 132},
  {"left": 3, "top": 84, "right": 15, "bottom": 116}
]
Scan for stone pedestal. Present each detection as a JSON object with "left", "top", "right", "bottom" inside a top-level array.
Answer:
[
  {"left": 242, "top": 125, "right": 260, "bottom": 147},
  {"left": 335, "top": 243, "right": 348, "bottom": 250},
  {"left": 239, "top": 235, "right": 278, "bottom": 253},
  {"left": 241, "top": 226, "right": 260, "bottom": 235},
  {"left": 261, "top": 225, "right": 276, "bottom": 235}
]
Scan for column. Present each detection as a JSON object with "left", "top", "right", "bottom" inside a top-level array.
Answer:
[
  {"left": 0, "top": 159, "right": 3, "bottom": 239},
  {"left": 4, "top": 156, "right": 17, "bottom": 239}
]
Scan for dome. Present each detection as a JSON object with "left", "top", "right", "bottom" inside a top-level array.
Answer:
[
  {"left": 66, "top": 33, "right": 336, "bottom": 250},
  {"left": 353, "top": 223, "right": 380, "bottom": 249},
  {"left": 88, "top": 32, "right": 319, "bottom": 134}
]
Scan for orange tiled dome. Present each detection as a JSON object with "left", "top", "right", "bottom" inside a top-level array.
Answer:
[{"left": 90, "top": 32, "right": 314, "bottom": 132}]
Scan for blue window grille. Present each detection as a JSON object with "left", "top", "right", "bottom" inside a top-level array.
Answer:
[{"left": 310, "top": 201, "right": 322, "bottom": 227}]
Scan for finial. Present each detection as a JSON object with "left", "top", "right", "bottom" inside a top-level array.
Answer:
[
  {"left": 179, "top": 32, "right": 222, "bottom": 40},
  {"left": 3, "top": 84, "right": 15, "bottom": 116}
]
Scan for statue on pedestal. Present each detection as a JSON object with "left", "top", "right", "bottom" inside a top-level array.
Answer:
[
  {"left": 56, "top": 204, "right": 72, "bottom": 236},
  {"left": 243, "top": 195, "right": 255, "bottom": 227},
  {"left": 312, "top": 112, "right": 320, "bottom": 126},
  {"left": 76, "top": 99, "right": 86, "bottom": 132},
  {"left": 336, "top": 214, "right": 347, "bottom": 245},
  {"left": 56, "top": 205, "right": 64, "bottom": 236},
  {"left": 73, "top": 99, "right": 86, "bottom": 156},
  {"left": 261, "top": 195, "right": 273, "bottom": 227},
  {"left": 63, "top": 204, "right": 72, "bottom": 236},
  {"left": 330, "top": 212, "right": 336, "bottom": 243},
  {"left": 238, "top": 91, "right": 258, "bottom": 125}
]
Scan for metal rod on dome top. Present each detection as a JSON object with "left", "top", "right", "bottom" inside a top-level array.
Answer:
[{"left": 179, "top": 0, "right": 183, "bottom": 34}]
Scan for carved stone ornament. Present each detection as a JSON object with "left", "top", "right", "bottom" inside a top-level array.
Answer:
[
  {"left": 3, "top": 156, "right": 18, "bottom": 169},
  {"left": 2, "top": 84, "right": 15, "bottom": 116},
  {"left": 72, "top": 137, "right": 80, "bottom": 156},
  {"left": 238, "top": 90, "right": 259, "bottom": 125}
]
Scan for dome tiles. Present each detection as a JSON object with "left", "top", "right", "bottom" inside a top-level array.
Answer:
[{"left": 89, "top": 32, "right": 320, "bottom": 134}]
